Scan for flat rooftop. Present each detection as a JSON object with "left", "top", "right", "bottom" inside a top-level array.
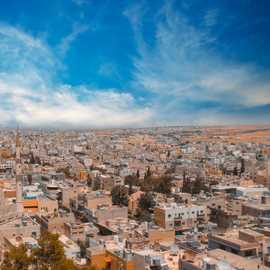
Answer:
[
  {"left": 210, "top": 231, "right": 259, "bottom": 250},
  {"left": 208, "top": 249, "right": 269, "bottom": 270}
]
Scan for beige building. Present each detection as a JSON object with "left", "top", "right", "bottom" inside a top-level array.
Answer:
[
  {"left": 128, "top": 191, "right": 144, "bottom": 215},
  {"left": 38, "top": 196, "right": 58, "bottom": 214},
  {"left": 36, "top": 213, "right": 75, "bottom": 234},
  {"left": 0, "top": 216, "right": 40, "bottom": 260},
  {"left": 61, "top": 186, "right": 78, "bottom": 209},
  {"left": 64, "top": 222, "right": 86, "bottom": 242},
  {"left": 208, "top": 229, "right": 268, "bottom": 257},
  {"left": 179, "top": 249, "right": 269, "bottom": 270},
  {"left": 95, "top": 206, "right": 128, "bottom": 224},
  {"left": 154, "top": 203, "right": 207, "bottom": 232},
  {"left": 87, "top": 191, "right": 112, "bottom": 210}
]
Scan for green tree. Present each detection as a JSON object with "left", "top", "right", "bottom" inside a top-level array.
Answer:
[
  {"left": 32, "top": 232, "right": 69, "bottom": 270},
  {"left": 1, "top": 244, "right": 32, "bottom": 270},
  {"left": 136, "top": 209, "right": 152, "bottom": 222},
  {"left": 136, "top": 169, "right": 140, "bottom": 179},
  {"left": 81, "top": 265, "right": 98, "bottom": 270},
  {"left": 55, "top": 259, "right": 77, "bottom": 270},
  {"left": 154, "top": 175, "right": 172, "bottom": 194},
  {"left": 92, "top": 179, "right": 100, "bottom": 191},
  {"left": 111, "top": 185, "right": 128, "bottom": 206},
  {"left": 138, "top": 192, "right": 155, "bottom": 211},
  {"left": 136, "top": 192, "right": 155, "bottom": 222},
  {"left": 192, "top": 176, "right": 208, "bottom": 194},
  {"left": 1, "top": 233, "right": 80, "bottom": 270},
  {"left": 182, "top": 176, "right": 209, "bottom": 195},
  {"left": 125, "top": 175, "right": 137, "bottom": 195},
  {"left": 182, "top": 177, "right": 192, "bottom": 193},
  {"left": 29, "top": 152, "right": 35, "bottom": 164},
  {"left": 77, "top": 240, "right": 87, "bottom": 258},
  {"left": 144, "top": 167, "right": 152, "bottom": 179},
  {"left": 140, "top": 175, "right": 172, "bottom": 195}
]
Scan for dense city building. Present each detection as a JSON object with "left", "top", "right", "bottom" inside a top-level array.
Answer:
[{"left": 0, "top": 126, "right": 269, "bottom": 269}]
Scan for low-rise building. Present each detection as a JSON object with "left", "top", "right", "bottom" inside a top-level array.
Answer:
[{"left": 154, "top": 203, "right": 207, "bottom": 232}]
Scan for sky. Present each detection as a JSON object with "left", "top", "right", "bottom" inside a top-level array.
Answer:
[{"left": 0, "top": 0, "right": 269, "bottom": 128}]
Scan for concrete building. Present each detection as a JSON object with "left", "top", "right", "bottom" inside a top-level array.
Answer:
[
  {"left": 128, "top": 191, "right": 144, "bottom": 215},
  {"left": 59, "top": 234, "right": 80, "bottom": 260},
  {"left": 154, "top": 203, "right": 207, "bottom": 232},
  {"left": 86, "top": 190, "right": 112, "bottom": 210},
  {"left": 36, "top": 212, "right": 75, "bottom": 234},
  {"left": 0, "top": 215, "right": 40, "bottom": 260},
  {"left": 64, "top": 222, "right": 86, "bottom": 242},
  {"left": 208, "top": 230, "right": 262, "bottom": 257}
]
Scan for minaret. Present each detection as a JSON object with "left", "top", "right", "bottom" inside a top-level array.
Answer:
[
  {"left": 267, "top": 159, "right": 270, "bottom": 184},
  {"left": 15, "top": 129, "right": 23, "bottom": 214}
]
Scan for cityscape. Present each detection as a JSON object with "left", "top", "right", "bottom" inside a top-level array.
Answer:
[
  {"left": 0, "top": 1, "right": 270, "bottom": 270},
  {"left": 0, "top": 126, "right": 270, "bottom": 269}
]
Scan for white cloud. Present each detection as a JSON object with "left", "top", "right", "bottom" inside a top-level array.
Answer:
[
  {"left": 98, "top": 63, "right": 121, "bottom": 79},
  {"left": 125, "top": 2, "right": 270, "bottom": 124},
  {"left": 204, "top": 9, "right": 218, "bottom": 27},
  {"left": 0, "top": 23, "right": 153, "bottom": 128},
  {"left": 58, "top": 23, "right": 89, "bottom": 56}
]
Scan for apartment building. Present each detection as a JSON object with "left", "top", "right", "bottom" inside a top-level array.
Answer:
[
  {"left": 208, "top": 229, "right": 268, "bottom": 257},
  {"left": 154, "top": 203, "right": 207, "bottom": 232}
]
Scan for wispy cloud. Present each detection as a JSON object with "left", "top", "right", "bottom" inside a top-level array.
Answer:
[
  {"left": 204, "top": 9, "right": 218, "bottom": 27},
  {"left": 58, "top": 23, "right": 89, "bottom": 56},
  {"left": 98, "top": 63, "right": 121, "bottom": 80},
  {"left": 1, "top": 0, "right": 269, "bottom": 128},
  {"left": 72, "top": 0, "right": 90, "bottom": 7},
  {"left": 124, "top": 2, "right": 270, "bottom": 124},
  {"left": 0, "top": 23, "right": 152, "bottom": 128}
]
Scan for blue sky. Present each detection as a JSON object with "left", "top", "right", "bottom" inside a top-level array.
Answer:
[{"left": 0, "top": 0, "right": 269, "bottom": 127}]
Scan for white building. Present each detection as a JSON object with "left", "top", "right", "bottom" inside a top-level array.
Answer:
[
  {"left": 58, "top": 234, "right": 80, "bottom": 260},
  {"left": 154, "top": 203, "right": 207, "bottom": 230}
]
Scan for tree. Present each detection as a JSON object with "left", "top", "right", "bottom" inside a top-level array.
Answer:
[
  {"left": 182, "top": 177, "right": 192, "bottom": 193},
  {"left": 29, "top": 152, "right": 35, "bottom": 164},
  {"left": 140, "top": 175, "right": 172, "bottom": 195},
  {"left": 136, "top": 169, "right": 140, "bottom": 179},
  {"left": 92, "top": 179, "right": 100, "bottom": 191},
  {"left": 87, "top": 176, "right": 92, "bottom": 187},
  {"left": 136, "top": 192, "right": 155, "bottom": 222},
  {"left": 125, "top": 175, "right": 137, "bottom": 195},
  {"left": 138, "top": 192, "right": 155, "bottom": 211},
  {"left": 1, "top": 233, "right": 79, "bottom": 270},
  {"left": 77, "top": 240, "right": 87, "bottom": 258},
  {"left": 182, "top": 176, "right": 209, "bottom": 195},
  {"left": 111, "top": 185, "right": 128, "bottom": 206},
  {"left": 1, "top": 244, "right": 32, "bottom": 270},
  {"left": 154, "top": 175, "right": 172, "bottom": 194},
  {"left": 56, "top": 259, "right": 77, "bottom": 270},
  {"left": 192, "top": 176, "right": 208, "bottom": 194},
  {"left": 240, "top": 158, "right": 245, "bottom": 175},
  {"left": 144, "top": 167, "right": 152, "bottom": 179},
  {"left": 32, "top": 232, "right": 68, "bottom": 270},
  {"left": 233, "top": 166, "right": 238, "bottom": 176},
  {"left": 81, "top": 265, "right": 98, "bottom": 270},
  {"left": 137, "top": 209, "right": 152, "bottom": 222}
]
